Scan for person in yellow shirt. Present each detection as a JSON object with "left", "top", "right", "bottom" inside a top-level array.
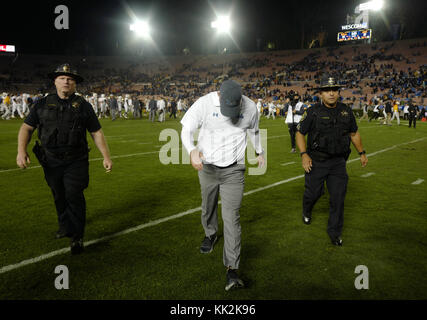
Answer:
[
  {"left": 1, "top": 93, "right": 11, "bottom": 120},
  {"left": 390, "top": 101, "right": 400, "bottom": 125}
]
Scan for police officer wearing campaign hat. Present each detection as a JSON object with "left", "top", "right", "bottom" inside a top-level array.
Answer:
[
  {"left": 295, "top": 75, "right": 368, "bottom": 246},
  {"left": 17, "top": 63, "right": 113, "bottom": 254}
]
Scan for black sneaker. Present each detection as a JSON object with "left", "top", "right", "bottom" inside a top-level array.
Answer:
[
  {"left": 225, "top": 269, "right": 244, "bottom": 291},
  {"left": 331, "top": 237, "right": 343, "bottom": 246},
  {"left": 70, "top": 238, "right": 84, "bottom": 255},
  {"left": 200, "top": 234, "right": 218, "bottom": 254},
  {"left": 302, "top": 214, "right": 311, "bottom": 225}
]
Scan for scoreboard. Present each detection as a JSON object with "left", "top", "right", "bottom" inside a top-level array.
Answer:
[
  {"left": 0, "top": 44, "right": 15, "bottom": 53},
  {"left": 337, "top": 29, "right": 372, "bottom": 42}
]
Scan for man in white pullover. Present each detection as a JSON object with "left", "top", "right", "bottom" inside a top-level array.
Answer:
[{"left": 181, "top": 80, "right": 265, "bottom": 291}]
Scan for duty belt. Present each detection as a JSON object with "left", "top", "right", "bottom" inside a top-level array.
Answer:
[{"left": 45, "top": 148, "right": 87, "bottom": 160}]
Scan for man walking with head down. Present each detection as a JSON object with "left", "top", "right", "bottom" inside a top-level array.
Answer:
[{"left": 181, "top": 80, "right": 265, "bottom": 291}]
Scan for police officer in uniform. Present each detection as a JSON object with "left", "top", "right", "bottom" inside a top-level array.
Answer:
[
  {"left": 296, "top": 76, "right": 368, "bottom": 246},
  {"left": 408, "top": 100, "right": 418, "bottom": 128},
  {"left": 16, "top": 64, "right": 113, "bottom": 254}
]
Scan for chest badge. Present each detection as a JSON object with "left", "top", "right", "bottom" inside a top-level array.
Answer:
[
  {"left": 72, "top": 101, "right": 80, "bottom": 108},
  {"left": 341, "top": 111, "right": 349, "bottom": 117}
]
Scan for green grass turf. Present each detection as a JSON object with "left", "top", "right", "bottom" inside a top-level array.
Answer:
[{"left": 0, "top": 114, "right": 426, "bottom": 299}]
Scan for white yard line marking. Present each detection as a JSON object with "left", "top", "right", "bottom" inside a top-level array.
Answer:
[
  {"left": 1, "top": 137, "right": 426, "bottom": 275},
  {"left": 411, "top": 179, "right": 425, "bottom": 185},
  {"left": 0, "top": 148, "right": 180, "bottom": 173},
  {"left": 281, "top": 162, "right": 296, "bottom": 166},
  {"left": 361, "top": 172, "right": 376, "bottom": 178}
]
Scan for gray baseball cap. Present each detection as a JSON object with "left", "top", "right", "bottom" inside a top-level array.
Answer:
[{"left": 219, "top": 80, "right": 242, "bottom": 118}]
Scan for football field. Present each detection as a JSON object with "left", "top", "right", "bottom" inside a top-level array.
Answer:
[{"left": 0, "top": 115, "right": 426, "bottom": 300}]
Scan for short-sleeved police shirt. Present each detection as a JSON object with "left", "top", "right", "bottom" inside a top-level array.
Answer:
[
  {"left": 25, "top": 93, "right": 101, "bottom": 132},
  {"left": 24, "top": 93, "right": 101, "bottom": 151},
  {"left": 297, "top": 102, "right": 358, "bottom": 135}
]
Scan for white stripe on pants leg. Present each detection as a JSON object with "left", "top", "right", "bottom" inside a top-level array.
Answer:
[{"left": 198, "top": 163, "right": 245, "bottom": 270}]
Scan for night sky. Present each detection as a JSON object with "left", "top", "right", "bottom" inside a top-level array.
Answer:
[{"left": 1, "top": 0, "right": 427, "bottom": 55}]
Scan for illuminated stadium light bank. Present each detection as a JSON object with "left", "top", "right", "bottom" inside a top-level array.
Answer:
[
  {"left": 129, "top": 21, "right": 150, "bottom": 39},
  {"left": 358, "top": 0, "right": 384, "bottom": 12},
  {"left": 211, "top": 15, "right": 231, "bottom": 34}
]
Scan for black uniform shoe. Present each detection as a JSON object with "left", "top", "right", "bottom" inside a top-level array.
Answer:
[
  {"left": 200, "top": 234, "right": 218, "bottom": 254},
  {"left": 331, "top": 238, "right": 343, "bottom": 246},
  {"left": 55, "top": 229, "right": 71, "bottom": 239},
  {"left": 302, "top": 214, "right": 311, "bottom": 225},
  {"left": 70, "top": 238, "right": 84, "bottom": 255},
  {"left": 225, "top": 269, "right": 244, "bottom": 291}
]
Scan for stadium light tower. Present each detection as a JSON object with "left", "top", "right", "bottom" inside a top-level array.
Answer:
[
  {"left": 354, "top": 0, "right": 384, "bottom": 43},
  {"left": 211, "top": 15, "right": 231, "bottom": 34},
  {"left": 370, "top": 0, "right": 384, "bottom": 11},
  {"left": 359, "top": 0, "right": 384, "bottom": 11},
  {"left": 130, "top": 20, "right": 150, "bottom": 39}
]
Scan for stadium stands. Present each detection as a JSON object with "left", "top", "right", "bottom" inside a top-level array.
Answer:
[{"left": 1, "top": 37, "right": 426, "bottom": 106}]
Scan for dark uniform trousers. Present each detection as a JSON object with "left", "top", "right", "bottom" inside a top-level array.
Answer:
[
  {"left": 288, "top": 123, "right": 298, "bottom": 149},
  {"left": 303, "top": 157, "right": 348, "bottom": 240},
  {"left": 409, "top": 115, "right": 417, "bottom": 128},
  {"left": 42, "top": 155, "right": 89, "bottom": 239}
]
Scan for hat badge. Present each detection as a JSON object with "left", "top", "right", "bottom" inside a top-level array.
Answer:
[
  {"left": 63, "top": 65, "right": 70, "bottom": 72},
  {"left": 328, "top": 77, "right": 334, "bottom": 85}
]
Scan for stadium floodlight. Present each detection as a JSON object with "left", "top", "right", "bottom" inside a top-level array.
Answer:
[
  {"left": 211, "top": 15, "right": 231, "bottom": 34},
  {"left": 359, "top": 0, "right": 384, "bottom": 11},
  {"left": 130, "top": 20, "right": 150, "bottom": 39},
  {"left": 369, "top": 0, "right": 384, "bottom": 10}
]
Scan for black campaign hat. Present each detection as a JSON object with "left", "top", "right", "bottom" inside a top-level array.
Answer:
[
  {"left": 318, "top": 76, "right": 342, "bottom": 90},
  {"left": 48, "top": 63, "right": 84, "bottom": 83}
]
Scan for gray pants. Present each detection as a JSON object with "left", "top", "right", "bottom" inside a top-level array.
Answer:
[
  {"left": 111, "top": 108, "right": 117, "bottom": 121},
  {"left": 149, "top": 109, "right": 156, "bottom": 122},
  {"left": 198, "top": 163, "right": 245, "bottom": 269}
]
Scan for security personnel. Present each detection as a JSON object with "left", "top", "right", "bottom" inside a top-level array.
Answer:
[
  {"left": 16, "top": 63, "right": 113, "bottom": 255},
  {"left": 408, "top": 100, "right": 418, "bottom": 128},
  {"left": 296, "top": 76, "right": 368, "bottom": 246}
]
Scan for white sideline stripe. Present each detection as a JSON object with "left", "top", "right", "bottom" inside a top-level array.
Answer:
[
  {"left": 281, "top": 162, "right": 296, "bottom": 166},
  {"left": 0, "top": 149, "right": 179, "bottom": 173},
  {"left": 361, "top": 172, "right": 375, "bottom": 178},
  {"left": 1, "top": 136, "right": 426, "bottom": 275},
  {"left": 411, "top": 179, "right": 425, "bottom": 185}
]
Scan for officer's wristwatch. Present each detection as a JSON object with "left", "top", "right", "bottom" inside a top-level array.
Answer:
[
  {"left": 300, "top": 151, "right": 307, "bottom": 157},
  {"left": 358, "top": 150, "right": 366, "bottom": 156}
]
